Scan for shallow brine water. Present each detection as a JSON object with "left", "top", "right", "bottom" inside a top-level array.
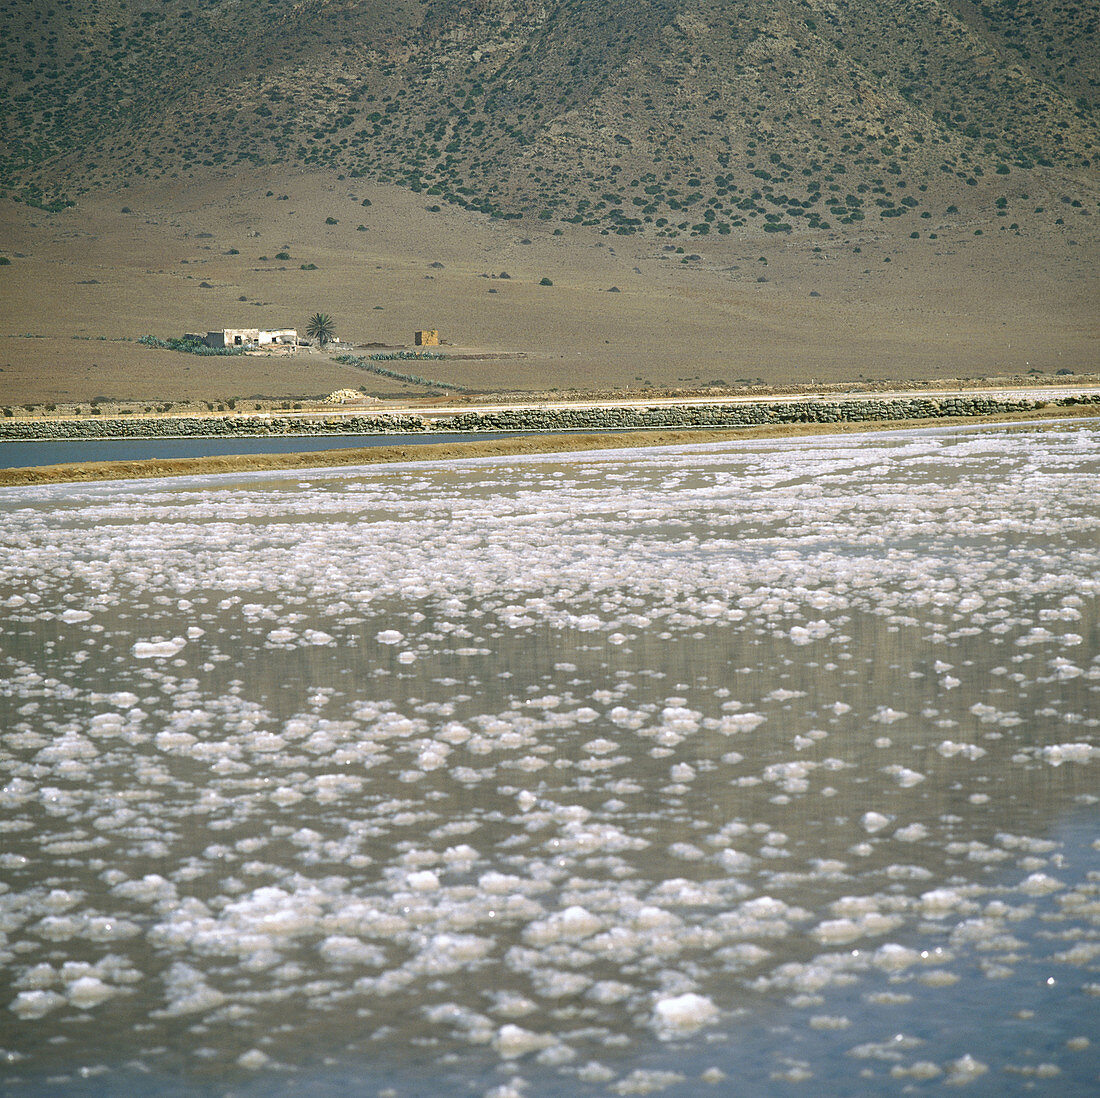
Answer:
[
  {"left": 0, "top": 432, "right": 527, "bottom": 470},
  {"left": 0, "top": 423, "right": 1097, "bottom": 1097}
]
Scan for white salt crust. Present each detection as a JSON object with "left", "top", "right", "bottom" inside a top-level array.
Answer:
[{"left": 0, "top": 424, "right": 1097, "bottom": 1091}]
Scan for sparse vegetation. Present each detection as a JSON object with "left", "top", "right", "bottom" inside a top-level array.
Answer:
[
  {"left": 334, "top": 353, "right": 466, "bottom": 392},
  {"left": 137, "top": 335, "right": 244, "bottom": 356},
  {"left": 2, "top": 0, "right": 1094, "bottom": 240}
]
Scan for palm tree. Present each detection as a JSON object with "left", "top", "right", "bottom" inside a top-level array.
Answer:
[{"left": 305, "top": 312, "right": 336, "bottom": 348}]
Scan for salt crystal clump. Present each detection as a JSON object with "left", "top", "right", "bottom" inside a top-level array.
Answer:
[
  {"left": 1018, "top": 872, "right": 1064, "bottom": 896},
  {"left": 132, "top": 637, "right": 187, "bottom": 659},
  {"left": 15, "top": 963, "right": 58, "bottom": 990},
  {"left": 158, "top": 963, "right": 227, "bottom": 1017},
  {"left": 66, "top": 976, "right": 117, "bottom": 1009},
  {"left": 919, "top": 888, "right": 978, "bottom": 917},
  {"left": 861, "top": 812, "right": 892, "bottom": 834},
  {"left": 813, "top": 913, "right": 901, "bottom": 944},
  {"left": 891, "top": 1062, "right": 942, "bottom": 1080},
  {"left": 318, "top": 936, "right": 386, "bottom": 966},
  {"left": 587, "top": 980, "right": 635, "bottom": 1004},
  {"left": 376, "top": 630, "right": 404, "bottom": 645},
  {"left": 886, "top": 766, "right": 926, "bottom": 788},
  {"left": 610, "top": 1069, "right": 687, "bottom": 1093},
  {"left": 717, "top": 712, "right": 766, "bottom": 734},
  {"left": 790, "top": 620, "right": 831, "bottom": 645},
  {"left": 10, "top": 990, "right": 66, "bottom": 1019},
  {"left": 944, "top": 1054, "right": 988, "bottom": 1085},
  {"left": 871, "top": 707, "right": 908, "bottom": 725},
  {"left": 494, "top": 1024, "right": 554, "bottom": 1058},
  {"left": 524, "top": 905, "right": 602, "bottom": 945},
  {"left": 1041, "top": 743, "right": 1095, "bottom": 766},
  {"left": 937, "top": 741, "right": 986, "bottom": 760},
  {"left": 873, "top": 944, "right": 921, "bottom": 972},
  {"left": 652, "top": 992, "right": 718, "bottom": 1037},
  {"left": 809, "top": 1015, "right": 850, "bottom": 1030}
]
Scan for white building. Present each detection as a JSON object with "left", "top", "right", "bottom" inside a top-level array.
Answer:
[{"left": 205, "top": 328, "right": 298, "bottom": 349}]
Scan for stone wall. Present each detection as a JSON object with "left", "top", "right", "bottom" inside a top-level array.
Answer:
[{"left": 1, "top": 393, "right": 1097, "bottom": 443}]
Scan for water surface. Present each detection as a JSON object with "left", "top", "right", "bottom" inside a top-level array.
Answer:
[
  {"left": 1, "top": 424, "right": 1097, "bottom": 1096},
  {"left": 0, "top": 432, "right": 524, "bottom": 469}
]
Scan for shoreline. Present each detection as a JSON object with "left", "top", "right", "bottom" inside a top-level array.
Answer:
[{"left": 2, "top": 405, "right": 1096, "bottom": 487}]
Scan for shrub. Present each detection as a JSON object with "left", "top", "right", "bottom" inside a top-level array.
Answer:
[
  {"left": 325, "top": 216, "right": 338, "bottom": 225},
  {"left": 275, "top": 251, "right": 290, "bottom": 260},
  {"left": 137, "top": 334, "right": 244, "bottom": 356},
  {"left": 539, "top": 276, "right": 553, "bottom": 286}
]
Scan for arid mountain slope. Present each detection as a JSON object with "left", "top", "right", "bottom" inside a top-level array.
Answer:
[{"left": 3, "top": 0, "right": 1097, "bottom": 237}]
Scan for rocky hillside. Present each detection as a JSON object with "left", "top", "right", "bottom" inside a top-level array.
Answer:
[{"left": 3, "top": 0, "right": 1097, "bottom": 237}]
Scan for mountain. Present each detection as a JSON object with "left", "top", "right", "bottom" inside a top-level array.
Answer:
[{"left": 3, "top": 0, "right": 1097, "bottom": 237}]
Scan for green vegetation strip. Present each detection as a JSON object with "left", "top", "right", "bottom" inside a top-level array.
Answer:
[
  {"left": 334, "top": 353, "right": 466, "bottom": 392},
  {"left": 138, "top": 335, "right": 244, "bottom": 356}
]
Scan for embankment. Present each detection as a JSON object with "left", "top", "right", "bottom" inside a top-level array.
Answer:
[
  {"left": 1, "top": 393, "right": 1097, "bottom": 486},
  {"left": 2, "top": 391, "right": 1099, "bottom": 443}
]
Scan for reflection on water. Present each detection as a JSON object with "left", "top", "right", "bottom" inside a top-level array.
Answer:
[{"left": 0, "top": 424, "right": 1098, "bottom": 1096}]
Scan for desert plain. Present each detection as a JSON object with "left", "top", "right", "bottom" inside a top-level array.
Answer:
[{"left": 1, "top": 168, "right": 1097, "bottom": 411}]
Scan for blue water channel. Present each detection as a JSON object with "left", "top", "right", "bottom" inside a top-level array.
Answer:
[{"left": 0, "top": 432, "right": 529, "bottom": 469}]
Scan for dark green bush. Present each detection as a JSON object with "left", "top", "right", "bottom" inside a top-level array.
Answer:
[{"left": 137, "top": 334, "right": 244, "bottom": 356}]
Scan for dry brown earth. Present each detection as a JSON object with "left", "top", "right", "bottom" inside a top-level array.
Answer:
[{"left": 1, "top": 170, "right": 1096, "bottom": 408}]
